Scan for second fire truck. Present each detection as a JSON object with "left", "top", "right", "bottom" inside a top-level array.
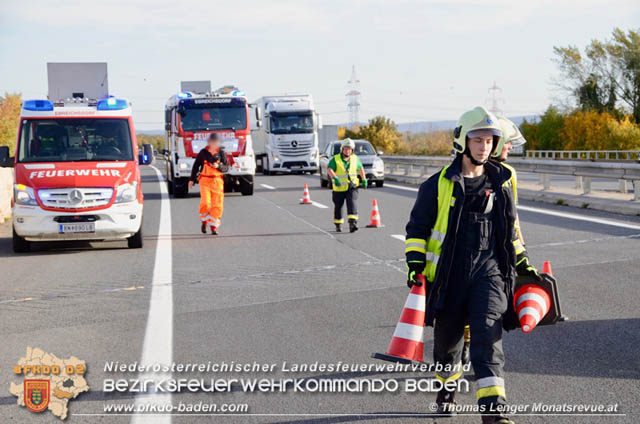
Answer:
[{"left": 164, "top": 82, "right": 255, "bottom": 197}]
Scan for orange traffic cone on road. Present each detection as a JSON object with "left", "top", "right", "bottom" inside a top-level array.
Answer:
[
  {"left": 542, "top": 260, "right": 552, "bottom": 275},
  {"left": 372, "top": 275, "right": 426, "bottom": 364},
  {"left": 366, "top": 199, "right": 383, "bottom": 227},
  {"left": 300, "top": 184, "right": 312, "bottom": 204},
  {"left": 515, "top": 284, "right": 551, "bottom": 333}
]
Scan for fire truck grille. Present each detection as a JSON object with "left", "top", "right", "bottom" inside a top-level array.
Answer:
[
  {"left": 38, "top": 187, "right": 114, "bottom": 209},
  {"left": 275, "top": 139, "right": 313, "bottom": 156}
]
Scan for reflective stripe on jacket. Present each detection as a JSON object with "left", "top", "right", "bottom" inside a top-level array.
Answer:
[{"left": 332, "top": 153, "right": 359, "bottom": 192}]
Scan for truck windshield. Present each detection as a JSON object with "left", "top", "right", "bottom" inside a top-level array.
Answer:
[
  {"left": 17, "top": 118, "right": 134, "bottom": 163},
  {"left": 180, "top": 106, "right": 247, "bottom": 132},
  {"left": 270, "top": 113, "right": 314, "bottom": 134}
]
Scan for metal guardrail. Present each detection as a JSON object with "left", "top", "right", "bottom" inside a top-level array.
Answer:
[
  {"left": 383, "top": 155, "right": 640, "bottom": 200},
  {"left": 526, "top": 150, "right": 640, "bottom": 161}
]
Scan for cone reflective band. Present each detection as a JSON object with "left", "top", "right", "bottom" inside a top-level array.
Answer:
[
  {"left": 366, "top": 198, "right": 383, "bottom": 227},
  {"left": 300, "top": 184, "right": 312, "bottom": 204},
  {"left": 372, "top": 274, "right": 426, "bottom": 364},
  {"left": 514, "top": 284, "right": 551, "bottom": 333}
]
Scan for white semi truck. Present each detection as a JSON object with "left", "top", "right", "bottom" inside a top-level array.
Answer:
[{"left": 251, "top": 95, "right": 322, "bottom": 174}]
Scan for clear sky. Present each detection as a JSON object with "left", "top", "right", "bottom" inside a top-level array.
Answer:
[{"left": 1, "top": 0, "right": 638, "bottom": 130}]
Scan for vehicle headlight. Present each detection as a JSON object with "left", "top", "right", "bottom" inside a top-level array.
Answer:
[
  {"left": 373, "top": 158, "right": 384, "bottom": 170},
  {"left": 273, "top": 153, "right": 280, "bottom": 162},
  {"left": 178, "top": 162, "right": 189, "bottom": 170},
  {"left": 115, "top": 182, "right": 138, "bottom": 203},
  {"left": 15, "top": 184, "right": 38, "bottom": 205}
]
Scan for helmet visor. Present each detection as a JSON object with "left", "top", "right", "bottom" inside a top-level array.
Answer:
[
  {"left": 509, "top": 135, "right": 527, "bottom": 147},
  {"left": 467, "top": 128, "right": 502, "bottom": 139}
]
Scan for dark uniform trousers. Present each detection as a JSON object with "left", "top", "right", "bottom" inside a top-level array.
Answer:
[
  {"left": 433, "top": 209, "right": 508, "bottom": 409},
  {"left": 332, "top": 186, "right": 358, "bottom": 224}
]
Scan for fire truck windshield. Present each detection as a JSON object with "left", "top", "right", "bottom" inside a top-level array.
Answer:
[
  {"left": 270, "top": 112, "right": 314, "bottom": 134},
  {"left": 17, "top": 118, "right": 134, "bottom": 163},
  {"left": 180, "top": 106, "right": 247, "bottom": 132}
]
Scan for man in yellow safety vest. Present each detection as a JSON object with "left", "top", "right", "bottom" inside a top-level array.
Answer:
[
  {"left": 460, "top": 116, "right": 541, "bottom": 366},
  {"left": 405, "top": 107, "right": 519, "bottom": 424},
  {"left": 327, "top": 138, "right": 367, "bottom": 232}
]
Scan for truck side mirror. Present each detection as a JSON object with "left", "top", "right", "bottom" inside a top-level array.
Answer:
[
  {"left": 0, "top": 145, "right": 13, "bottom": 167},
  {"left": 317, "top": 114, "right": 323, "bottom": 130},
  {"left": 255, "top": 106, "right": 261, "bottom": 120},
  {"left": 377, "top": 151, "right": 384, "bottom": 156},
  {"left": 165, "top": 122, "right": 171, "bottom": 131},
  {"left": 256, "top": 119, "right": 262, "bottom": 128}
]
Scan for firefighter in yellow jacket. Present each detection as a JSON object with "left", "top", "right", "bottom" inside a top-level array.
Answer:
[
  {"left": 405, "top": 107, "right": 519, "bottom": 423},
  {"left": 327, "top": 138, "right": 367, "bottom": 232},
  {"left": 460, "top": 116, "right": 541, "bottom": 365},
  {"left": 189, "top": 133, "right": 229, "bottom": 235}
]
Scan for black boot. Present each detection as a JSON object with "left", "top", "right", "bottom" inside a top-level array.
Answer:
[
  {"left": 201, "top": 222, "right": 207, "bottom": 234},
  {"left": 435, "top": 389, "right": 457, "bottom": 415},
  {"left": 210, "top": 226, "right": 218, "bottom": 235},
  {"left": 335, "top": 224, "right": 342, "bottom": 232},
  {"left": 481, "top": 415, "right": 514, "bottom": 424},
  {"left": 349, "top": 219, "right": 358, "bottom": 233}
]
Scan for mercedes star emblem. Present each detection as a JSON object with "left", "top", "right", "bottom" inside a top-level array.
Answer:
[{"left": 68, "top": 189, "right": 83, "bottom": 204}]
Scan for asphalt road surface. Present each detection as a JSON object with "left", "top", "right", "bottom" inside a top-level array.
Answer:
[{"left": 1, "top": 163, "right": 639, "bottom": 424}]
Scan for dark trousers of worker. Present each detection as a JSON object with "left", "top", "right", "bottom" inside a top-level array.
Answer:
[
  {"left": 432, "top": 212, "right": 508, "bottom": 412},
  {"left": 332, "top": 187, "right": 358, "bottom": 224}
]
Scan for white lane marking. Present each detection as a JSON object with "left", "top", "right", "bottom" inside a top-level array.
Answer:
[
  {"left": 132, "top": 165, "right": 173, "bottom": 424},
  {"left": 391, "top": 234, "right": 405, "bottom": 241},
  {"left": 260, "top": 184, "right": 275, "bottom": 190},
  {"left": 528, "top": 233, "right": 640, "bottom": 249},
  {"left": 517, "top": 205, "right": 640, "bottom": 231},
  {"left": 311, "top": 201, "right": 329, "bottom": 209},
  {"left": 383, "top": 181, "right": 640, "bottom": 231},
  {"left": 384, "top": 183, "right": 419, "bottom": 192}
]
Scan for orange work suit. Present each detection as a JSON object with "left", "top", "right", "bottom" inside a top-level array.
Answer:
[{"left": 198, "top": 160, "right": 224, "bottom": 229}]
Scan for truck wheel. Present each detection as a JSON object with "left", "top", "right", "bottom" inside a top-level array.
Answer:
[
  {"left": 174, "top": 178, "right": 189, "bottom": 198},
  {"left": 240, "top": 176, "right": 254, "bottom": 196},
  {"left": 376, "top": 180, "right": 384, "bottom": 188},
  {"left": 167, "top": 178, "right": 174, "bottom": 195},
  {"left": 127, "top": 223, "right": 143, "bottom": 249},
  {"left": 320, "top": 177, "right": 328, "bottom": 188},
  {"left": 13, "top": 227, "right": 30, "bottom": 253}
]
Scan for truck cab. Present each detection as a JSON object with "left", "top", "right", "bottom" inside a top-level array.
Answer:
[
  {"left": 1, "top": 96, "right": 152, "bottom": 253},
  {"left": 164, "top": 83, "right": 255, "bottom": 197},
  {"left": 251, "top": 95, "right": 322, "bottom": 175}
]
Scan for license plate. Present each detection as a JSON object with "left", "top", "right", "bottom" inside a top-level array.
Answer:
[{"left": 59, "top": 223, "right": 95, "bottom": 234}]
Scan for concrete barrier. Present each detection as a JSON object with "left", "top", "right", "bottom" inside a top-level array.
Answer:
[{"left": 0, "top": 168, "right": 13, "bottom": 222}]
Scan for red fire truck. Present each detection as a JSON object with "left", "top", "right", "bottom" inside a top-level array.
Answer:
[
  {"left": 163, "top": 83, "right": 255, "bottom": 197},
  {"left": 0, "top": 63, "right": 153, "bottom": 253}
]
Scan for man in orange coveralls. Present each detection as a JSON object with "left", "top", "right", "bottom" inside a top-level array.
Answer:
[{"left": 188, "top": 133, "right": 229, "bottom": 235}]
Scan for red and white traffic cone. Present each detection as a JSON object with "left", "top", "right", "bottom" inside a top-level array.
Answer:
[
  {"left": 300, "top": 184, "right": 312, "bottom": 204},
  {"left": 372, "top": 275, "right": 426, "bottom": 364},
  {"left": 515, "top": 284, "right": 551, "bottom": 333},
  {"left": 366, "top": 199, "right": 383, "bottom": 227}
]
